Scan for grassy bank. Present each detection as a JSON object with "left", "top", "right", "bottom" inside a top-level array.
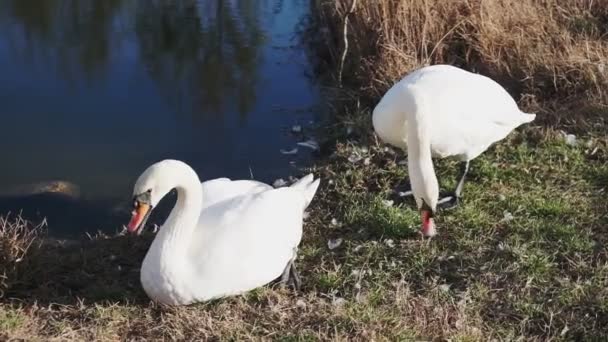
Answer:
[
  {"left": 2, "top": 0, "right": 608, "bottom": 340},
  {"left": 1, "top": 130, "right": 607, "bottom": 340}
]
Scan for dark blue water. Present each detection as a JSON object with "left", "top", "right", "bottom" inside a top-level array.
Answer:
[{"left": 0, "top": 0, "right": 322, "bottom": 237}]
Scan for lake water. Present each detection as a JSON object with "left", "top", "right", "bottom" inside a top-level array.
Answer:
[{"left": 0, "top": 0, "right": 323, "bottom": 237}]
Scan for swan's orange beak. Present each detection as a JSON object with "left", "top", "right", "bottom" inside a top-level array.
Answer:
[
  {"left": 421, "top": 209, "right": 436, "bottom": 237},
  {"left": 127, "top": 201, "right": 151, "bottom": 235}
]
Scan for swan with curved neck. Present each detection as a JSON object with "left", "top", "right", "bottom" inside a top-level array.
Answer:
[
  {"left": 372, "top": 65, "right": 535, "bottom": 237},
  {"left": 127, "top": 160, "right": 320, "bottom": 305}
]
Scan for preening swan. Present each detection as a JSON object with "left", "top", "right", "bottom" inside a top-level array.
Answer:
[
  {"left": 372, "top": 64, "right": 535, "bottom": 237},
  {"left": 126, "top": 160, "right": 320, "bottom": 305}
]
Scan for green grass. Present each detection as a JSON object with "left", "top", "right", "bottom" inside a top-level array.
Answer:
[{"left": 1, "top": 118, "right": 606, "bottom": 340}]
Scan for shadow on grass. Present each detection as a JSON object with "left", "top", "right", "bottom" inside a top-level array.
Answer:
[
  {"left": 3, "top": 233, "right": 154, "bottom": 306},
  {"left": 0, "top": 187, "right": 183, "bottom": 305}
]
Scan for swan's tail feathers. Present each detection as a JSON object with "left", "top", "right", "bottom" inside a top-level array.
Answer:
[
  {"left": 291, "top": 174, "right": 320, "bottom": 209},
  {"left": 291, "top": 173, "right": 314, "bottom": 189},
  {"left": 304, "top": 178, "right": 321, "bottom": 209},
  {"left": 521, "top": 112, "right": 536, "bottom": 123}
]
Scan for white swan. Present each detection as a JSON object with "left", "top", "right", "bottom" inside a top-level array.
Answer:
[
  {"left": 126, "top": 160, "right": 320, "bottom": 305},
  {"left": 372, "top": 64, "right": 536, "bottom": 237}
]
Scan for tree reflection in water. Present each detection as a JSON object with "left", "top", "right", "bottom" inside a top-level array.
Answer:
[{"left": 2, "top": 0, "right": 268, "bottom": 120}]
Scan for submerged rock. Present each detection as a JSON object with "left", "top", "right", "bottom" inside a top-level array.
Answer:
[{"left": 0, "top": 180, "right": 80, "bottom": 199}]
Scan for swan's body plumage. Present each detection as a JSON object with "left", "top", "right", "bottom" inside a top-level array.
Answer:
[
  {"left": 372, "top": 64, "right": 535, "bottom": 236},
  {"left": 130, "top": 160, "right": 320, "bottom": 305},
  {"left": 373, "top": 64, "right": 535, "bottom": 161},
  {"left": 200, "top": 178, "right": 272, "bottom": 210}
]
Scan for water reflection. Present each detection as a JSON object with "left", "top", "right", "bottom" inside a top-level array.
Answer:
[
  {"left": 0, "top": 0, "right": 320, "bottom": 237},
  {"left": 134, "top": 0, "right": 265, "bottom": 117},
  {"left": 3, "top": 0, "right": 123, "bottom": 81},
  {"left": 2, "top": 0, "right": 271, "bottom": 115}
]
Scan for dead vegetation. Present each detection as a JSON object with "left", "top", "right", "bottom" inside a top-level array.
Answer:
[
  {"left": 312, "top": 0, "right": 608, "bottom": 128},
  {"left": 0, "top": 215, "right": 45, "bottom": 299}
]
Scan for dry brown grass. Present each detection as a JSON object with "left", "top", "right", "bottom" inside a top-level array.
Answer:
[
  {"left": 313, "top": 0, "right": 608, "bottom": 128},
  {"left": 0, "top": 215, "right": 45, "bottom": 298}
]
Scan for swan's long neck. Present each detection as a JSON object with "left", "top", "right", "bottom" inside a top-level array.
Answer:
[
  {"left": 146, "top": 165, "right": 202, "bottom": 271},
  {"left": 404, "top": 85, "right": 439, "bottom": 211}
]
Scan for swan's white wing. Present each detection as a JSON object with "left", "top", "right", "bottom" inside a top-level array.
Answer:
[
  {"left": 397, "top": 65, "right": 534, "bottom": 159},
  {"left": 187, "top": 186, "right": 307, "bottom": 301},
  {"left": 200, "top": 178, "right": 272, "bottom": 210}
]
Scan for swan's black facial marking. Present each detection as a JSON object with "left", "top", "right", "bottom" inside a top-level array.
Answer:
[
  {"left": 135, "top": 189, "right": 152, "bottom": 205},
  {"left": 421, "top": 200, "right": 435, "bottom": 217}
]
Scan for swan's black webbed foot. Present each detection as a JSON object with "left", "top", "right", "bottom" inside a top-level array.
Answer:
[
  {"left": 392, "top": 183, "right": 413, "bottom": 204},
  {"left": 437, "top": 194, "right": 460, "bottom": 210}
]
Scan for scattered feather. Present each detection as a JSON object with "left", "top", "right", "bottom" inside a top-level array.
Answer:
[
  {"left": 501, "top": 211, "right": 514, "bottom": 222},
  {"left": 439, "top": 284, "right": 451, "bottom": 292},
  {"left": 280, "top": 148, "right": 298, "bottom": 155},
  {"left": 297, "top": 139, "right": 319, "bottom": 151},
  {"left": 498, "top": 242, "right": 507, "bottom": 251},
  {"left": 384, "top": 239, "right": 395, "bottom": 248},
  {"left": 273, "top": 178, "right": 288, "bottom": 188},
  {"left": 348, "top": 154, "right": 362, "bottom": 163},
  {"left": 332, "top": 297, "right": 347, "bottom": 307},
  {"left": 327, "top": 238, "right": 343, "bottom": 250},
  {"left": 382, "top": 199, "right": 394, "bottom": 207},
  {"left": 563, "top": 132, "right": 577, "bottom": 146}
]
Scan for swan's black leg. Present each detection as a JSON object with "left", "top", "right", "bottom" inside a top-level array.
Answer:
[
  {"left": 279, "top": 250, "right": 301, "bottom": 291},
  {"left": 454, "top": 160, "right": 470, "bottom": 198},
  {"left": 437, "top": 161, "right": 470, "bottom": 210},
  {"left": 287, "top": 261, "right": 301, "bottom": 291},
  {"left": 280, "top": 260, "right": 292, "bottom": 284}
]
